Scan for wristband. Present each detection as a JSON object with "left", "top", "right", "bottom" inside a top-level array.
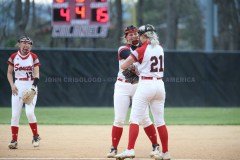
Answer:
[{"left": 32, "top": 78, "right": 39, "bottom": 87}]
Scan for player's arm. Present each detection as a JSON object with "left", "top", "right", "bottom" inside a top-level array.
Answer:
[
  {"left": 32, "top": 66, "right": 39, "bottom": 88},
  {"left": 33, "top": 66, "right": 39, "bottom": 79},
  {"left": 32, "top": 53, "right": 40, "bottom": 88},
  {"left": 121, "top": 55, "right": 135, "bottom": 70},
  {"left": 7, "top": 65, "right": 18, "bottom": 95},
  {"left": 119, "top": 49, "right": 131, "bottom": 59}
]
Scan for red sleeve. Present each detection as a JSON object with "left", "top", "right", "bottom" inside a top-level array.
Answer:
[
  {"left": 31, "top": 52, "right": 41, "bottom": 67},
  {"left": 135, "top": 42, "right": 148, "bottom": 64},
  {"left": 118, "top": 46, "right": 130, "bottom": 60},
  {"left": 7, "top": 52, "right": 17, "bottom": 66}
]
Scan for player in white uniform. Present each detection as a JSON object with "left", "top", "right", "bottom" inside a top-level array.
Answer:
[
  {"left": 107, "top": 25, "right": 160, "bottom": 158},
  {"left": 115, "top": 24, "right": 171, "bottom": 160},
  {"left": 7, "top": 36, "right": 41, "bottom": 149}
]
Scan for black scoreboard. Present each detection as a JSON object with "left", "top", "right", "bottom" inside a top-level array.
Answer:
[{"left": 52, "top": 0, "right": 110, "bottom": 37}]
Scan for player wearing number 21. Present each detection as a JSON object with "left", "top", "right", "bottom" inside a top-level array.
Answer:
[
  {"left": 115, "top": 24, "right": 171, "bottom": 160},
  {"left": 7, "top": 36, "right": 41, "bottom": 149}
]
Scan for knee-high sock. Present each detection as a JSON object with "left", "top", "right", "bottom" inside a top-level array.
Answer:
[
  {"left": 144, "top": 124, "right": 158, "bottom": 145},
  {"left": 112, "top": 126, "right": 123, "bottom": 149},
  {"left": 11, "top": 126, "right": 19, "bottom": 141},
  {"left": 157, "top": 125, "right": 168, "bottom": 153},
  {"left": 127, "top": 123, "right": 139, "bottom": 150},
  {"left": 29, "top": 123, "right": 38, "bottom": 136}
]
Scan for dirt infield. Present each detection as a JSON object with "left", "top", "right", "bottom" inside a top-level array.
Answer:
[{"left": 0, "top": 125, "right": 240, "bottom": 160}]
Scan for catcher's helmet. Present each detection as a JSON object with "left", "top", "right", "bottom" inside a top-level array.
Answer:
[
  {"left": 138, "top": 24, "right": 156, "bottom": 36},
  {"left": 18, "top": 36, "right": 33, "bottom": 45},
  {"left": 124, "top": 25, "right": 138, "bottom": 37}
]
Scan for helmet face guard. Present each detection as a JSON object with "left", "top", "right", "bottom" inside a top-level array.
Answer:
[
  {"left": 138, "top": 24, "right": 156, "bottom": 36},
  {"left": 124, "top": 25, "right": 139, "bottom": 46},
  {"left": 18, "top": 36, "right": 33, "bottom": 45},
  {"left": 124, "top": 25, "right": 138, "bottom": 37}
]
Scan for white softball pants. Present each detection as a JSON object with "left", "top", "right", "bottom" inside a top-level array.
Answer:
[
  {"left": 113, "top": 80, "right": 152, "bottom": 127},
  {"left": 130, "top": 79, "right": 166, "bottom": 127},
  {"left": 11, "top": 80, "right": 38, "bottom": 126}
]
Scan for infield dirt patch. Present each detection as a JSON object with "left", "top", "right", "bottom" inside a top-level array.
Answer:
[{"left": 0, "top": 125, "right": 240, "bottom": 159}]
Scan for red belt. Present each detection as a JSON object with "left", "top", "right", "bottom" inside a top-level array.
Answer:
[
  {"left": 141, "top": 76, "right": 162, "bottom": 80},
  {"left": 15, "top": 78, "right": 34, "bottom": 81},
  {"left": 117, "top": 78, "right": 130, "bottom": 83}
]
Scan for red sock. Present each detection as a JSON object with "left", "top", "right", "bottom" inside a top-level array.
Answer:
[
  {"left": 157, "top": 125, "right": 169, "bottom": 153},
  {"left": 144, "top": 124, "right": 158, "bottom": 145},
  {"left": 29, "top": 123, "right": 38, "bottom": 136},
  {"left": 127, "top": 123, "right": 139, "bottom": 150},
  {"left": 112, "top": 126, "right": 123, "bottom": 148},
  {"left": 11, "top": 126, "right": 19, "bottom": 141}
]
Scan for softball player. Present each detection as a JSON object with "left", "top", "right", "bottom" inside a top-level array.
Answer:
[
  {"left": 7, "top": 36, "right": 41, "bottom": 149},
  {"left": 107, "top": 25, "right": 160, "bottom": 158},
  {"left": 115, "top": 24, "right": 171, "bottom": 160}
]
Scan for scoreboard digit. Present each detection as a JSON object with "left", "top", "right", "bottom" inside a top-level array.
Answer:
[{"left": 52, "top": 0, "right": 110, "bottom": 37}]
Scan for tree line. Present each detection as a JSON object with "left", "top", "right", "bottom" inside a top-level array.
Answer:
[{"left": 0, "top": 0, "right": 239, "bottom": 50}]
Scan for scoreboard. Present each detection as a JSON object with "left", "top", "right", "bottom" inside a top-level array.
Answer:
[{"left": 52, "top": 0, "right": 110, "bottom": 37}]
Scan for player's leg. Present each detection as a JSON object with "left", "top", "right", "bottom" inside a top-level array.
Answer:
[
  {"left": 107, "top": 83, "right": 131, "bottom": 158},
  {"left": 116, "top": 84, "right": 150, "bottom": 159},
  {"left": 25, "top": 94, "right": 40, "bottom": 147},
  {"left": 140, "top": 107, "right": 160, "bottom": 158},
  {"left": 9, "top": 93, "right": 23, "bottom": 149},
  {"left": 150, "top": 80, "right": 170, "bottom": 160}
]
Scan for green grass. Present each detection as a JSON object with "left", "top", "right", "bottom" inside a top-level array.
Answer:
[{"left": 0, "top": 107, "right": 240, "bottom": 125}]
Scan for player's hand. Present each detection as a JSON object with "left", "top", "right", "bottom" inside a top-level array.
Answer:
[
  {"left": 11, "top": 84, "right": 18, "bottom": 96},
  {"left": 31, "top": 85, "right": 36, "bottom": 92}
]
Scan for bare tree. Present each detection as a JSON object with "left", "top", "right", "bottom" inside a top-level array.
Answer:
[
  {"left": 166, "top": 0, "right": 179, "bottom": 49},
  {"left": 14, "top": 0, "right": 30, "bottom": 36},
  {"left": 214, "top": 0, "right": 240, "bottom": 50},
  {"left": 116, "top": 0, "right": 123, "bottom": 46},
  {"left": 32, "top": 0, "right": 36, "bottom": 27},
  {"left": 0, "top": 0, "right": 14, "bottom": 45},
  {"left": 14, "top": 0, "right": 22, "bottom": 35},
  {"left": 137, "top": 0, "right": 144, "bottom": 26}
]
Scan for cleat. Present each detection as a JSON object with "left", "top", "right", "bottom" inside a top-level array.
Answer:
[
  {"left": 159, "top": 152, "right": 171, "bottom": 160},
  {"left": 150, "top": 144, "right": 161, "bottom": 159},
  {"left": 107, "top": 146, "right": 117, "bottom": 158},
  {"left": 32, "top": 135, "right": 41, "bottom": 147},
  {"left": 115, "top": 149, "right": 135, "bottom": 159},
  {"left": 8, "top": 140, "right": 18, "bottom": 149}
]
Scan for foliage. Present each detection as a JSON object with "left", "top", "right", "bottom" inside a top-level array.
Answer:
[
  {"left": 0, "top": 0, "right": 239, "bottom": 50},
  {"left": 213, "top": 0, "right": 240, "bottom": 50},
  {"left": 178, "top": 0, "right": 204, "bottom": 49}
]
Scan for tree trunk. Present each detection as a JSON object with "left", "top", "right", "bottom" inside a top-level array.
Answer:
[
  {"left": 116, "top": 0, "right": 123, "bottom": 46},
  {"left": 15, "top": 0, "right": 22, "bottom": 36},
  {"left": 137, "top": 0, "right": 143, "bottom": 26},
  {"left": 32, "top": 0, "right": 36, "bottom": 28},
  {"left": 20, "top": 0, "right": 30, "bottom": 33},
  {"left": 230, "top": 0, "right": 240, "bottom": 50},
  {"left": 215, "top": 0, "right": 240, "bottom": 50},
  {"left": 14, "top": 0, "right": 30, "bottom": 36},
  {"left": 166, "top": 0, "right": 179, "bottom": 49}
]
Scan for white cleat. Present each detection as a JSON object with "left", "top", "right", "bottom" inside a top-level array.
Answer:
[
  {"left": 107, "top": 146, "right": 117, "bottom": 158},
  {"left": 115, "top": 149, "right": 135, "bottom": 159},
  {"left": 32, "top": 135, "right": 41, "bottom": 147},
  {"left": 150, "top": 144, "right": 161, "bottom": 159},
  {"left": 8, "top": 140, "right": 18, "bottom": 149},
  {"left": 158, "top": 151, "right": 171, "bottom": 160}
]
